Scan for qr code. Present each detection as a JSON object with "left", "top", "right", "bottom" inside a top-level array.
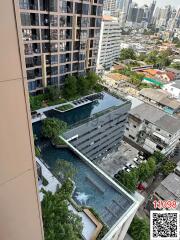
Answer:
[{"left": 150, "top": 211, "right": 180, "bottom": 240}]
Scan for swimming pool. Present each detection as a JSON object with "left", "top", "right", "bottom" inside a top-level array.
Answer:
[{"left": 40, "top": 141, "right": 133, "bottom": 227}]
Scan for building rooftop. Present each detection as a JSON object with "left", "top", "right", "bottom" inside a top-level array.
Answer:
[
  {"left": 140, "top": 88, "right": 180, "bottom": 110},
  {"left": 155, "top": 173, "right": 180, "bottom": 201},
  {"left": 166, "top": 67, "right": 180, "bottom": 74},
  {"left": 45, "top": 92, "right": 128, "bottom": 127},
  {"left": 34, "top": 129, "right": 137, "bottom": 228},
  {"left": 130, "top": 103, "right": 180, "bottom": 134},
  {"left": 107, "top": 73, "right": 129, "bottom": 81},
  {"left": 174, "top": 81, "right": 180, "bottom": 89}
]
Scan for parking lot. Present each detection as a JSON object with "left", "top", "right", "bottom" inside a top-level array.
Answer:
[{"left": 98, "top": 140, "right": 139, "bottom": 177}]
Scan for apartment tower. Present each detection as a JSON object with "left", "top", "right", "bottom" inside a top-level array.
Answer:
[
  {"left": 17, "top": 0, "right": 103, "bottom": 95},
  {"left": 0, "top": 1, "right": 44, "bottom": 240},
  {"left": 97, "top": 16, "right": 121, "bottom": 70}
]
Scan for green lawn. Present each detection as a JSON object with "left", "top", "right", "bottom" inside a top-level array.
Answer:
[{"left": 56, "top": 103, "right": 74, "bottom": 112}]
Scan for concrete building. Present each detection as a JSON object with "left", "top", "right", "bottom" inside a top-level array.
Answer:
[
  {"left": 42, "top": 92, "right": 132, "bottom": 162},
  {"left": 163, "top": 81, "right": 180, "bottom": 99},
  {"left": 103, "top": 0, "right": 117, "bottom": 16},
  {"left": 139, "top": 88, "right": 180, "bottom": 114},
  {"left": 97, "top": 16, "right": 121, "bottom": 70},
  {"left": 0, "top": 1, "right": 44, "bottom": 240},
  {"left": 125, "top": 102, "right": 180, "bottom": 155},
  {"left": 16, "top": 0, "right": 103, "bottom": 95},
  {"left": 33, "top": 91, "right": 144, "bottom": 240}
]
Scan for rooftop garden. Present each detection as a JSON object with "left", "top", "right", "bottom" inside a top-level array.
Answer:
[
  {"left": 30, "top": 72, "right": 103, "bottom": 111},
  {"left": 56, "top": 103, "right": 74, "bottom": 112}
]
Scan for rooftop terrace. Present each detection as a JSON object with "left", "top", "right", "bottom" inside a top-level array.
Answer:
[{"left": 43, "top": 92, "right": 128, "bottom": 127}]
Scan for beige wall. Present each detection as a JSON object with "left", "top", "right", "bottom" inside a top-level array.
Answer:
[{"left": 0, "top": 1, "right": 44, "bottom": 239}]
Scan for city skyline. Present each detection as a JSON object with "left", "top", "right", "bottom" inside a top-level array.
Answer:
[{"left": 135, "top": 0, "right": 180, "bottom": 8}]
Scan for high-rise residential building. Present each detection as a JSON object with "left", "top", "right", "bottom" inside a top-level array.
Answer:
[
  {"left": 16, "top": 0, "right": 103, "bottom": 95},
  {"left": 0, "top": 1, "right": 44, "bottom": 240},
  {"left": 103, "top": 0, "right": 117, "bottom": 16},
  {"left": 97, "top": 16, "right": 121, "bottom": 70},
  {"left": 155, "top": 5, "right": 172, "bottom": 28}
]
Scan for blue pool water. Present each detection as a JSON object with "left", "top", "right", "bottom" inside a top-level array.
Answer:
[
  {"left": 40, "top": 141, "right": 133, "bottom": 227},
  {"left": 44, "top": 92, "right": 125, "bottom": 126}
]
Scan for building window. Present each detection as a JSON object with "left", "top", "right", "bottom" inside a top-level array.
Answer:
[{"left": 129, "top": 135, "right": 135, "bottom": 140}]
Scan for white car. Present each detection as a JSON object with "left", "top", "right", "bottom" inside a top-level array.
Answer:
[
  {"left": 125, "top": 163, "right": 131, "bottom": 168},
  {"left": 129, "top": 164, "right": 136, "bottom": 169},
  {"left": 125, "top": 168, "right": 131, "bottom": 173}
]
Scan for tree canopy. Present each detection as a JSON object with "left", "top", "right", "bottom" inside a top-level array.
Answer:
[
  {"left": 161, "top": 160, "right": 176, "bottom": 176},
  {"left": 129, "top": 216, "right": 150, "bottom": 240},
  {"left": 41, "top": 180, "right": 83, "bottom": 240},
  {"left": 46, "top": 86, "right": 61, "bottom": 101},
  {"left": 54, "top": 160, "right": 77, "bottom": 182},
  {"left": 63, "top": 75, "right": 77, "bottom": 99},
  {"left": 114, "top": 154, "right": 157, "bottom": 192},
  {"left": 42, "top": 118, "right": 67, "bottom": 145},
  {"left": 120, "top": 48, "right": 136, "bottom": 60},
  {"left": 63, "top": 72, "right": 102, "bottom": 99}
]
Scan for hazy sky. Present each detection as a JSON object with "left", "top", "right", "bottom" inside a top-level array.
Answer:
[{"left": 135, "top": 0, "right": 180, "bottom": 8}]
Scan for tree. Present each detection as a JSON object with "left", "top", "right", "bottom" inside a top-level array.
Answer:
[
  {"left": 115, "top": 169, "right": 139, "bottom": 192},
  {"left": 137, "top": 53, "right": 146, "bottom": 61},
  {"left": 161, "top": 160, "right": 176, "bottom": 176},
  {"left": 54, "top": 160, "right": 77, "bottom": 182},
  {"left": 30, "top": 94, "right": 46, "bottom": 111},
  {"left": 41, "top": 179, "right": 83, "bottom": 240},
  {"left": 138, "top": 162, "right": 150, "bottom": 182},
  {"left": 86, "top": 71, "right": 101, "bottom": 91},
  {"left": 42, "top": 118, "right": 67, "bottom": 144},
  {"left": 63, "top": 75, "right": 77, "bottom": 99},
  {"left": 77, "top": 76, "right": 89, "bottom": 96},
  {"left": 152, "top": 151, "right": 166, "bottom": 163},
  {"left": 147, "top": 157, "right": 156, "bottom": 175},
  {"left": 46, "top": 86, "right": 60, "bottom": 101},
  {"left": 129, "top": 216, "right": 150, "bottom": 240},
  {"left": 145, "top": 50, "right": 158, "bottom": 65},
  {"left": 120, "top": 48, "right": 136, "bottom": 60}
]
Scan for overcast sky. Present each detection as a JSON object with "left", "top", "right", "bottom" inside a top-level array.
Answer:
[{"left": 134, "top": 0, "right": 180, "bottom": 8}]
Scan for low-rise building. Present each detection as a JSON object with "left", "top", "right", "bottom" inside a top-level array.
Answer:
[
  {"left": 125, "top": 102, "right": 180, "bottom": 155},
  {"left": 139, "top": 88, "right": 180, "bottom": 114},
  {"left": 154, "top": 163, "right": 180, "bottom": 211},
  {"left": 163, "top": 80, "right": 180, "bottom": 99},
  {"left": 166, "top": 68, "right": 180, "bottom": 81}
]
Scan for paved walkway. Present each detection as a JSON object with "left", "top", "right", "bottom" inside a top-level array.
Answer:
[{"left": 36, "top": 157, "right": 60, "bottom": 201}]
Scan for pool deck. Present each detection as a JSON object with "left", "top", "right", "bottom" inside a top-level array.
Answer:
[{"left": 36, "top": 157, "right": 101, "bottom": 240}]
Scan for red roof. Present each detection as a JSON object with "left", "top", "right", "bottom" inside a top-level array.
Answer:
[{"left": 166, "top": 71, "right": 175, "bottom": 81}]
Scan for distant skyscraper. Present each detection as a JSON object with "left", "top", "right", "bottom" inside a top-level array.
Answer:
[
  {"left": 137, "top": 8, "right": 144, "bottom": 23},
  {"left": 127, "top": 3, "right": 138, "bottom": 22},
  {"left": 121, "top": 0, "right": 132, "bottom": 20},
  {"left": 156, "top": 5, "right": 172, "bottom": 28},
  {"left": 148, "top": 1, "right": 156, "bottom": 24}
]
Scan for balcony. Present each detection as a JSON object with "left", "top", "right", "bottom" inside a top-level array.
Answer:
[
  {"left": 40, "top": 14, "right": 49, "bottom": 26},
  {"left": 19, "top": 0, "right": 38, "bottom": 10}
]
